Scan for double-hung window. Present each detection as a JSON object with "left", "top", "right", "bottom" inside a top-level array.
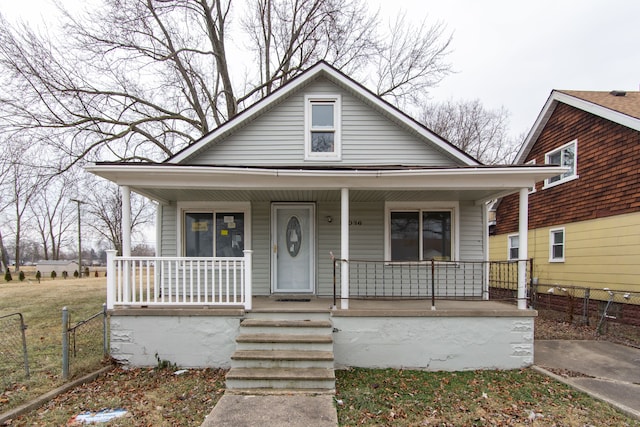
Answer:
[
  {"left": 549, "top": 228, "right": 565, "bottom": 262},
  {"left": 305, "top": 94, "right": 341, "bottom": 160},
  {"left": 544, "top": 140, "right": 578, "bottom": 188},
  {"left": 180, "top": 203, "right": 249, "bottom": 258},
  {"left": 386, "top": 203, "right": 457, "bottom": 261},
  {"left": 508, "top": 234, "right": 519, "bottom": 260}
]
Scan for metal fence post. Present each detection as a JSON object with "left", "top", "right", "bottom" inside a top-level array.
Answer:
[
  {"left": 19, "top": 313, "right": 30, "bottom": 379},
  {"left": 62, "top": 307, "right": 69, "bottom": 380}
]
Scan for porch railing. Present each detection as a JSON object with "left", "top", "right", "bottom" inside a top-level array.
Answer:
[
  {"left": 106, "top": 250, "right": 253, "bottom": 310},
  {"left": 332, "top": 257, "right": 533, "bottom": 308}
]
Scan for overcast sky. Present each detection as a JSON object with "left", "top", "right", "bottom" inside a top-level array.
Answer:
[
  {"left": 378, "top": 0, "right": 640, "bottom": 136},
  {"left": 3, "top": 0, "right": 640, "bottom": 138}
]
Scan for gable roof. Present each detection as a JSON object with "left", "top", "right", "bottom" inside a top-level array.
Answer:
[
  {"left": 167, "top": 61, "right": 480, "bottom": 166},
  {"left": 515, "top": 89, "right": 640, "bottom": 164}
]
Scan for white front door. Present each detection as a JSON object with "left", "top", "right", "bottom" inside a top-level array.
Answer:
[{"left": 272, "top": 203, "right": 315, "bottom": 293}]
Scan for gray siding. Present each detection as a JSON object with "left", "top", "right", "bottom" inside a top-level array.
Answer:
[
  {"left": 160, "top": 204, "right": 177, "bottom": 257},
  {"left": 187, "top": 77, "right": 459, "bottom": 167},
  {"left": 251, "top": 202, "right": 271, "bottom": 295},
  {"left": 459, "top": 201, "right": 484, "bottom": 260},
  {"left": 159, "top": 199, "right": 485, "bottom": 298}
]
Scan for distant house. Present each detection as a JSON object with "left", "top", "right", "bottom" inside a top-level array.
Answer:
[
  {"left": 491, "top": 90, "right": 640, "bottom": 295},
  {"left": 87, "top": 62, "right": 563, "bottom": 391},
  {"left": 35, "top": 260, "right": 80, "bottom": 276}
]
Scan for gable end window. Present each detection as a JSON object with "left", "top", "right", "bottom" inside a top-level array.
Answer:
[
  {"left": 549, "top": 228, "right": 565, "bottom": 262},
  {"left": 544, "top": 140, "right": 578, "bottom": 188},
  {"left": 305, "top": 94, "right": 341, "bottom": 160}
]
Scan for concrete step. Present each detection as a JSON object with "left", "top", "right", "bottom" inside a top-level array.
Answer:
[
  {"left": 225, "top": 367, "right": 335, "bottom": 391},
  {"left": 235, "top": 334, "right": 333, "bottom": 351},
  {"left": 239, "top": 319, "right": 332, "bottom": 335},
  {"left": 246, "top": 310, "right": 331, "bottom": 321},
  {"left": 231, "top": 350, "right": 334, "bottom": 369}
]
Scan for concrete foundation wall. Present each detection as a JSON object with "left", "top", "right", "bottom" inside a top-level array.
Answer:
[
  {"left": 332, "top": 316, "right": 534, "bottom": 371},
  {"left": 110, "top": 312, "right": 242, "bottom": 368},
  {"left": 109, "top": 311, "right": 534, "bottom": 371}
]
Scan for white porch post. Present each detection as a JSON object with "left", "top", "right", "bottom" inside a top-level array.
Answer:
[
  {"left": 243, "top": 250, "right": 253, "bottom": 310},
  {"left": 121, "top": 185, "right": 132, "bottom": 257},
  {"left": 106, "top": 249, "right": 116, "bottom": 309},
  {"left": 517, "top": 188, "right": 529, "bottom": 309},
  {"left": 121, "top": 186, "right": 131, "bottom": 303},
  {"left": 340, "top": 188, "right": 349, "bottom": 309}
]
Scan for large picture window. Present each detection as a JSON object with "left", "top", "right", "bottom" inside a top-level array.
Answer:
[
  {"left": 544, "top": 140, "right": 578, "bottom": 188},
  {"left": 182, "top": 208, "right": 247, "bottom": 257},
  {"left": 388, "top": 208, "right": 453, "bottom": 261},
  {"left": 305, "top": 94, "right": 341, "bottom": 160}
]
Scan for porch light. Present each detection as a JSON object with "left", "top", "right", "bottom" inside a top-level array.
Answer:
[{"left": 326, "top": 216, "right": 333, "bottom": 223}]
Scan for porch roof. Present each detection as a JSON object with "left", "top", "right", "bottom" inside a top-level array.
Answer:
[{"left": 86, "top": 163, "right": 567, "bottom": 205}]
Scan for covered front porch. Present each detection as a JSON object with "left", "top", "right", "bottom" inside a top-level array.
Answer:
[{"left": 92, "top": 164, "right": 565, "bottom": 312}]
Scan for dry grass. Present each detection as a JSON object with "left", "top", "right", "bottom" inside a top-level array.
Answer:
[{"left": 1, "top": 269, "right": 108, "bottom": 413}]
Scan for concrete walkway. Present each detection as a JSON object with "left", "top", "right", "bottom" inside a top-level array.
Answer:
[
  {"left": 534, "top": 340, "right": 640, "bottom": 419},
  {"left": 201, "top": 393, "right": 338, "bottom": 427}
]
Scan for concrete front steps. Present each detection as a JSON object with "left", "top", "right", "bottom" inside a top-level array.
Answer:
[{"left": 226, "top": 311, "right": 335, "bottom": 394}]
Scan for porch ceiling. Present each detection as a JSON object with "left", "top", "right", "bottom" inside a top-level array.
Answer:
[
  {"left": 136, "top": 188, "right": 501, "bottom": 203},
  {"left": 86, "top": 163, "right": 568, "bottom": 205}
]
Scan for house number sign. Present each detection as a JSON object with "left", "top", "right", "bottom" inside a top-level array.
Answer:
[{"left": 286, "top": 216, "right": 302, "bottom": 257}]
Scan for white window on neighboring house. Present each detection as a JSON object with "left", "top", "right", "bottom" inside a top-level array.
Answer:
[
  {"left": 508, "top": 234, "right": 519, "bottom": 260},
  {"left": 549, "top": 228, "right": 565, "bottom": 262},
  {"left": 305, "top": 94, "right": 341, "bottom": 160},
  {"left": 544, "top": 140, "right": 578, "bottom": 188},
  {"left": 385, "top": 203, "right": 458, "bottom": 262}
]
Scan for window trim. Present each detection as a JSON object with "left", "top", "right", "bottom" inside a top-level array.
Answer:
[
  {"left": 176, "top": 202, "right": 251, "bottom": 257},
  {"left": 304, "top": 94, "right": 342, "bottom": 161},
  {"left": 543, "top": 139, "right": 578, "bottom": 189},
  {"left": 507, "top": 233, "right": 519, "bottom": 260},
  {"left": 549, "top": 227, "right": 565, "bottom": 263},
  {"left": 384, "top": 201, "right": 459, "bottom": 262}
]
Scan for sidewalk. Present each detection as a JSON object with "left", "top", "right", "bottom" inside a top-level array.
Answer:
[
  {"left": 201, "top": 393, "right": 338, "bottom": 427},
  {"left": 534, "top": 340, "right": 640, "bottom": 419}
]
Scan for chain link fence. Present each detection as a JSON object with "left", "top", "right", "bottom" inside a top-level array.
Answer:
[
  {"left": 62, "top": 305, "right": 108, "bottom": 380},
  {"left": 0, "top": 313, "right": 30, "bottom": 388},
  {"left": 530, "top": 284, "right": 640, "bottom": 332}
]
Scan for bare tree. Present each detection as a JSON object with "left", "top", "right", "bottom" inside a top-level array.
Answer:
[
  {"left": 0, "top": 0, "right": 453, "bottom": 166},
  {"left": 84, "top": 182, "right": 154, "bottom": 255},
  {"left": 0, "top": 140, "right": 47, "bottom": 271},
  {"left": 29, "top": 174, "right": 77, "bottom": 260},
  {"left": 420, "top": 99, "right": 521, "bottom": 165}
]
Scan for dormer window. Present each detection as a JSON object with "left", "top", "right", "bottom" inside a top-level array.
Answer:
[{"left": 305, "top": 94, "right": 341, "bottom": 160}]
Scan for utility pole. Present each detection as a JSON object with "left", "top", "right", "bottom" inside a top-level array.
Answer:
[{"left": 70, "top": 199, "right": 86, "bottom": 277}]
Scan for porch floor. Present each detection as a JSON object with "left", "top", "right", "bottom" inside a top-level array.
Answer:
[{"left": 252, "top": 297, "right": 535, "bottom": 317}]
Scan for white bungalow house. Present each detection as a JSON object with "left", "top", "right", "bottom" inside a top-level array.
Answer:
[{"left": 87, "top": 62, "right": 564, "bottom": 391}]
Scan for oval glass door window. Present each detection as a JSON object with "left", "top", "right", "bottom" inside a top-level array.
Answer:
[{"left": 286, "top": 216, "right": 302, "bottom": 257}]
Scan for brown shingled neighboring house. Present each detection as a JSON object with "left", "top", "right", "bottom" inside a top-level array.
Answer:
[{"left": 490, "top": 89, "right": 640, "bottom": 324}]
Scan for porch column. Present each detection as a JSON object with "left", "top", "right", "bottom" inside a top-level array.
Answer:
[
  {"left": 517, "top": 188, "right": 528, "bottom": 310},
  {"left": 106, "top": 249, "right": 116, "bottom": 309},
  {"left": 243, "top": 250, "right": 253, "bottom": 310},
  {"left": 341, "top": 188, "right": 349, "bottom": 309},
  {"left": 121, "top": 186, "right": 131, "bottom": 303},
  {"left": 121, "top": 185, "right": 132, "bottom": 257}
]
